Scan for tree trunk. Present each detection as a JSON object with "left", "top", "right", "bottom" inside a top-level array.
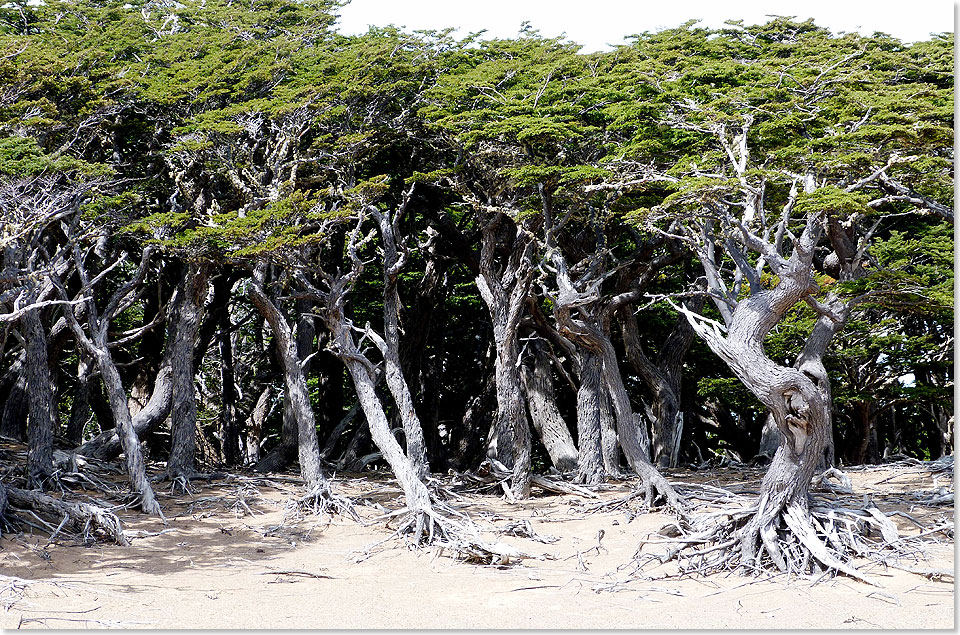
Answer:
[
  {"left": 248, "top": 277, "right": 326, "bottom": 490},
  {"left": 74, "top": 362, "right": 172, "bottom": 460},
  {"left": 520, "top": 339, "right": 578, "bottom": 473},
  {"left": 244, "top": 386, "right": 272, "bottom": 465},
  {"left": 24, "top": 307, "right": 55, "bottom": 487},
  {"left": 254, "top": 297, "right": 314, "bottom": 472},
  {"left": 96, "top": 349, "right": 161, "bottom": 515},
  {"left": 574, "top": 349, "right": 606, "bottom": 484},
  {"left": 475, "top": 216, "right": 534, "bottom": 498},
  {"left": 1, "top": 372, "right": 28, "bottom": 440},
  {"left": 167, "top": 264, "right": 208, "bottom": 478},
  {"left": 321, "top": 279, "right": 432, "bottom": 517},
  {"left": 372, "top": 207, "right": 430, "bottom": 480},
  {"left": 218, "top": 311, "right": 240, "bottom": 465},
  {"left": 66, "top": 354, "right": 94, "bottom": 445}
]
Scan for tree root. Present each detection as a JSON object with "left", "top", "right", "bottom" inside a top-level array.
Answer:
[
  {"left": 5, "top": 487, "right": 129, "bottom": 546},
  {"left": 151, "top": 470, "right": 227, "bottom": 495},
  {"left": 640, "top": 494, "right": 944, "bottom": 585},
  {"left": 382, "top": 504, "right": 529, "bottom": 565},
  {"left": 290, "top": 481, "right": 360, "bottom": 522}
]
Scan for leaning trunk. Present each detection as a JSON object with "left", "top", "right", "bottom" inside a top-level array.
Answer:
[
  {"left": 248, "top": 279, "right": 326, "bottom": 490},
  {"left": 520, "top": 339, "right": 578, "bottom": 473},
  {"left": 96, "top": 349, "right": 161, "bottom": 515}
]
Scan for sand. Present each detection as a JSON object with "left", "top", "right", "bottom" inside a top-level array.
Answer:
[{"left": 0, "top": 464, "right": 953, "bottom": 629}]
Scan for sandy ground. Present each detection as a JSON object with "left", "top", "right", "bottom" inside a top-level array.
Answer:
[{"left": 0, "top": 464, "right": 953, "bottom": 629}]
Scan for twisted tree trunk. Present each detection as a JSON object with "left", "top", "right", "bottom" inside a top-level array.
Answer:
[{"left": 475, "top": 216, "right": 535, "bottom": 498}]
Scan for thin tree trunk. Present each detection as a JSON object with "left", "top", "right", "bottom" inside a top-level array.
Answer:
[
  {"left": 66, "top": 354, "right": 93, "bottom": 445},
  {"left": 326, "top": 312, "right": 432, "bottom": 517},
  {"left": 218, "top": 311, "right": 239, "bottom": 465},
  {"left": 248, "top": 276, "right": 326, "bottom": 490},
  {"left": 371, "top": 205, "right": 430, "bottom": 480}
]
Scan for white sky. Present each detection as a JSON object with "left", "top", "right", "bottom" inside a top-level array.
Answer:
[{"left": 335, "top": 0, "right": 955, "bottom": 52}]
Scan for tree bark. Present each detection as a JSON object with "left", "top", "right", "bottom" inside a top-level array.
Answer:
[
  {"left": 371, "top": 204, "right": 430, "bottom": 480},
  {"left": 167, "top": 263, "right": 208, "bottom": 478},
  {"left": 520, "top": 339, "right": 578, "bottom": 473},
  {"left": 24, "top": 307, "right": 55, "bottom": 487},
  {"left": 320, "top": 274, "right": 433, "bottom": 518},
  {"left": 248, "top": 275, "right": 326, "bottom": 490},
  {"left": 475, "top": 215, "right": 534, "bottom": 498},
  {"left": 574, "top": 349, "right": 606, "bottom": 484}
]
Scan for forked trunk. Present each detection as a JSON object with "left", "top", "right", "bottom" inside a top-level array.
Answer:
[{"left": 248, "top": 278, "right": 326, "bottom": 490}]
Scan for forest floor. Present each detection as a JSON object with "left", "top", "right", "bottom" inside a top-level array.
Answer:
[{"left": 0, "top": 458, "right": 953, "bottom": 629}]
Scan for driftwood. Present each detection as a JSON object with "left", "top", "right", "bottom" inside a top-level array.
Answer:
[{"left": 5, "top": 487, "right": 128, "bottom": 545}]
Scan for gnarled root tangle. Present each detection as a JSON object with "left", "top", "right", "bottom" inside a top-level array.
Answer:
[
  {"left": 5, "top": 487, "right": 129, "bottom": 546},
  {"left": 291, "top": 481, "right": 359, "bottom": 521},
  {"left": 642, "top": 491, "right": 935, "bottom": 585},
  {"left": 368, "top": 492, "right": 528, "bottom": 566}
]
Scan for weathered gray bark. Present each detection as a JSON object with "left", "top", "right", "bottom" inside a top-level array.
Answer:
[
  {"left": 248, "top": 273, "right": 326, "bottom": 490},
  {"left": 620, "top": 302, "right": 700, "bottom": 468},
  {"left": 56, "top": 247, "right": 161, "bottom": 515},
  {"left": 370, "top": 202, "right": 429, "bottom": 479},
  {"left": 24, "top": 306, "right": 55, "bottom": 487},
  {"left": 573, "top": 349, "right": 606, "bottom": 484},
  {"left": 475, "top": 215, "right": 535, "bottom": 498},
  {"left": 520, "top": 339, "right": 578, "bottom": 473},
  {"left": 680, "top": 212, "right": 833, "bottom": 564},
  {"left": 167, "top": 263, "right": 208, "bottom": 479},
  {"left": 254, "top": 297, "right": 313, "bottom": 473},
  {"left": 319, "top": 271, "right": 433, "bottom": 520}
]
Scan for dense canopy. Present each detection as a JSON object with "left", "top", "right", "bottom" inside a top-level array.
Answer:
[{"left": 0, "top": 0, "right": 952, "bottom": 577}]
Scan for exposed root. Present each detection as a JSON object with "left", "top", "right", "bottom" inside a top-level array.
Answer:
[
  {"left": 151, "top": 470, "right": 226, "bottom": 495},
  {"left": 638, "top": 491, "right": 950, "bottom": 585},
  {"left": 467, "top": 459, "right": 600, "bottom": 499},
  {"left": 378, "top": 505, "right": 529, "bottom": 565},
  {"left": 5, "top": 486, "right": 129, "bottom": 545},
  {"left": 290, "top": 481, "right": 359, "bottom": 522}
]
